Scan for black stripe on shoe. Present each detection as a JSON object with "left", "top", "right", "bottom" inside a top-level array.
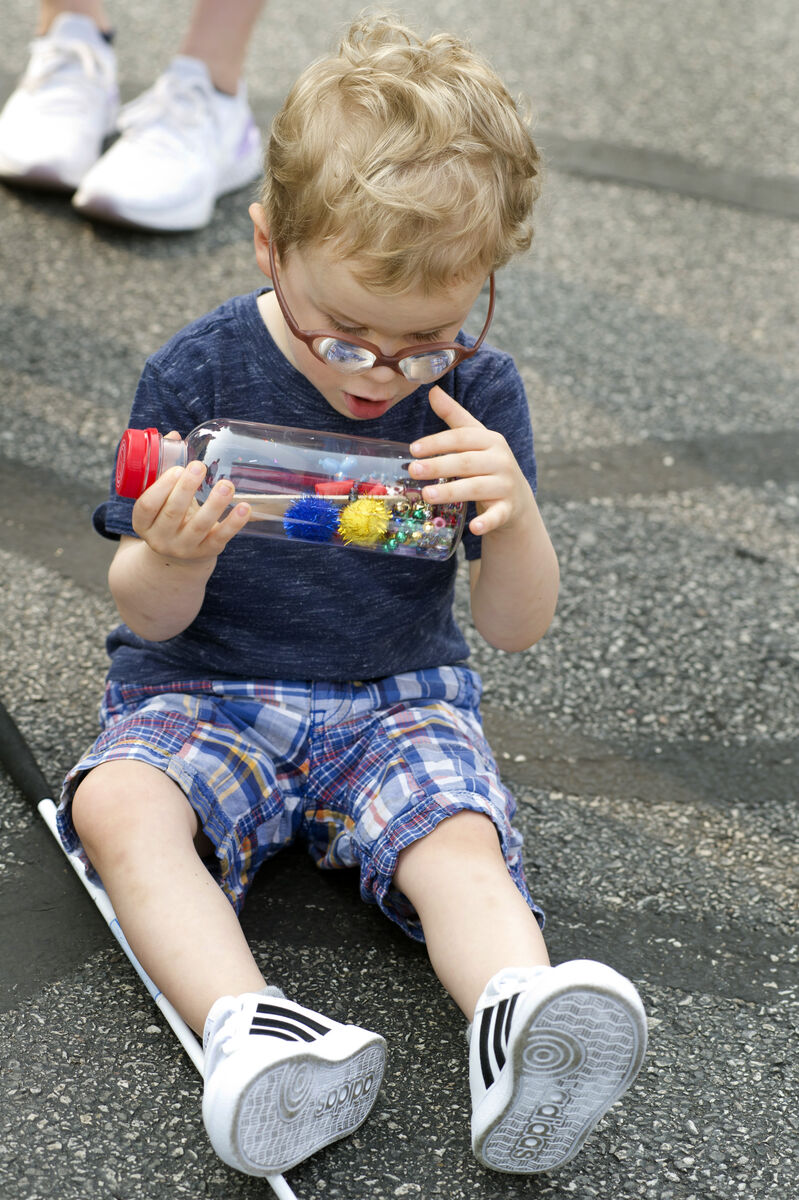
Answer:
[
  {"left": 479, "top": 1005, "right": 495, "bottom": 1089},
  {"left": 478, "top": 993, "right": 522, "bottom": 1089},
  {"left": 252, "top": 1017, "right": 318, "bottom": 1042},
  {"left": 251, "top": 1003, "right": 333, "bottom": 1042},
  {"left": 250, "top": 1029, "right": 298, "bottom": 1041},
  {"left": 492, "top": 998, "right": 509, "bottom": 1075},
  {"left": 504, "top": 992, "right": 519, "bottom": 1045}
]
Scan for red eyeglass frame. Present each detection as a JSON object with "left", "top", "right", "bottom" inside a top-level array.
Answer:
[{"left": 267, "top": 240, "right": 495, "bottom": 379}]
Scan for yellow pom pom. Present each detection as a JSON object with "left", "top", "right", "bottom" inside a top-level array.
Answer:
[{"left": 338, "top": 496, "right": 391, "bottom": 546}]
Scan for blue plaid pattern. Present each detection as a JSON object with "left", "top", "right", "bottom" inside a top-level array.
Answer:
[{"left": 58, "top": 666, "right": 543, "bottom": 941}]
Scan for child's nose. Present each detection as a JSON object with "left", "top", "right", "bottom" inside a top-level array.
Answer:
[{"left": 364, "top": 364, "right": 398, "bottom": 384}]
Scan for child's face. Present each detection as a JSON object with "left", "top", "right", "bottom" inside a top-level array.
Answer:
[{"left": 253, "top": 216, "right": 487, "bottom": 422}]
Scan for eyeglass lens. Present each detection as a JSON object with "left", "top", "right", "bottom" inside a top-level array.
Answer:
[{"left": 313, "top": 337, "right": 458, "bottom": 382}]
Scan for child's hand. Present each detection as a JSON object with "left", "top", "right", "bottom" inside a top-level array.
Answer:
[
  {"left": 407, "top": 387, "right": 534, "bottom": 536},
  {"left": 132, "top": 435, "right": 251, "bottom": 564}
]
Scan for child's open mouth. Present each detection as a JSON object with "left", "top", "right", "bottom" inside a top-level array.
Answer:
[{"left": 342, "top": 391, "right": 394, "bottom": 420}]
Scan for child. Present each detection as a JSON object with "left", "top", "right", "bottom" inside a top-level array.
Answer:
[{"left": 57, "top": 14, "right": 647, "bottom": 1180}]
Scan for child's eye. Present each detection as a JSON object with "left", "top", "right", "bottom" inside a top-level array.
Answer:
[
  {"left": 328, "top": 317, "right": 368, "bottom": 337},
  {"left": 326, "top": 316, "right": 446, "bottom": 343}
]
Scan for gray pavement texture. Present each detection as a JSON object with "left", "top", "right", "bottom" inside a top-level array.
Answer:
[{"left": 1, "top": 1, "right": 797, "bottom": 1198}]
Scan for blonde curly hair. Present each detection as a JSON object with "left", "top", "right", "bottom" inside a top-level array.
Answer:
[{"left": 260, "top": 14, "right": 541, "bottom": 293}]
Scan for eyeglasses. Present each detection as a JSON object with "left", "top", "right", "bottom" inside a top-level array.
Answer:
[{"left": 268, "top": 240, "right": 495, "bottom": 384}]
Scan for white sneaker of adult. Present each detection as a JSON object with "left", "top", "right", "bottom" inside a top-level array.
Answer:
[
  {"left": 202, "top": 992, "right": 386, "bottom": 1176},
  {"left": 0, "top": 13, "right": 118, "bottom": 190},
  {"left": 470, "top": 960, "right": 648, "bottom": 1173},
  {"left": 72, "top": 55, "right": 263, "bottom": 230}
]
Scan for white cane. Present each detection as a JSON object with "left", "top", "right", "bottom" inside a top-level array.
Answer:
[{"left": 0, "top": 700, "right": 298, "bottom": 1200}]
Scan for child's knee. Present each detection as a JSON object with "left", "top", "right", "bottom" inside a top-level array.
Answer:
[
  {"left": 69, "top": 763, "right": 128, "bottom": 849},
  {"left": 421, "top": 810, "right": 501, "bottom": 856},
  {"left": 71, "top": 760, "right": 193, "bottom": 860},
  {"left": 396, "top": 809, "right": 502, "bottom": 884}
]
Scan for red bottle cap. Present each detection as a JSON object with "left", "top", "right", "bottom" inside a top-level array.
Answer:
[{"left": 115, "top": 428, "right": 162, "bottom": 497}]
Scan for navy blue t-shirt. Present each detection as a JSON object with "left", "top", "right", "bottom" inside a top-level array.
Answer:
[{"left": 97, "top": 289, "right": 537, "bottom": 684}]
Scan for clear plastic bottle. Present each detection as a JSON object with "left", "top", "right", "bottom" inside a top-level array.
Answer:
[{"left": 115, "top": 419, "right": 465, "bottom": 561}]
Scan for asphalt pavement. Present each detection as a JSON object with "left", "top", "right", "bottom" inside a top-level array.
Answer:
[{"left": 1, "top": 2, "right": 797, "bottom": 1198}]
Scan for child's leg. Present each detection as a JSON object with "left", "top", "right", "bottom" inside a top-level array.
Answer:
[
  {"left": 393, "top": 810, "right": 549, "bottom": 1018},
  {"left": 71, "top": 756, "right": 386, "bottom": 1176},
  {"left": 318, "top": 666, "right": 646, "bottom": 1175},
  {"left": 71, "top": 759, "right": 267, "bottom": 1034},
  {"left": 394, "top": 810, "right": 646, "bottom": 1175}
]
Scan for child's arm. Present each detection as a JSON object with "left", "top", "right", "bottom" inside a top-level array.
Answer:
[
  {"left": 108, "top": 455, "right": 251, "bottom": 642},
  {"left": 408, "top": 387, "right": 559, "bottom": 652}
]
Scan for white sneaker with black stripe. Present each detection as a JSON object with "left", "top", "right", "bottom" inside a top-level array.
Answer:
[
  {"left": 202, "top": 992, "right": 386, "bottom": 1175},
  {"left": 470, "top": 961, "right": 647, "bottom": 1173}
]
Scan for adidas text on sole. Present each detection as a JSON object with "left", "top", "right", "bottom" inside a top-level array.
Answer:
[
  {"left": 203, "top": 998, "right": 386, "bottom": 1175},
  {"left": 471, "top": 961, "right": 647, "bottom": 1173}
]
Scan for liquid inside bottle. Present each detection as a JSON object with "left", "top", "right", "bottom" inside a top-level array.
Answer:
[{"left": 115, "top": 419, "right": 465, "bottom": 561}]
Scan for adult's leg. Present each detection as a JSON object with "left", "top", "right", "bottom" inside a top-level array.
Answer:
[
  {"left": 179, "top": 0, "right": 266, "bottom": 93},
  {"left": 71, "top": 0, "right": 265, "bottom": 229},
  {"left": 37, "top": 1, "right": 111, "bottom": 36}
]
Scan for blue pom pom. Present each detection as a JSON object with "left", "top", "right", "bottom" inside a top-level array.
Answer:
[{"left": 283, "top": 495, "right": 340, "bottom": 542}]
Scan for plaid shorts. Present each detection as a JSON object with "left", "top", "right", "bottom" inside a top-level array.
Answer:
[{"left": 58, "top": 665, "right": 543, "bottom": 942}]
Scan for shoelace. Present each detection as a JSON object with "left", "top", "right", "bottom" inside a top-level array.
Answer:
[
  {"left": 211, "top": 1002, "right": 242, "bottom": 1055},
  {"left": 479, "top": 965, "right": 549, "bottom": 1008},
  {"left": 117, "top": 70, "right": 213, "bottom": 153},
  {"left": 202, "top": 1004, "right": 240, "bottom": 1082},
  {"left": 25, "top": 37, "right": 112, "bottom": 97}
]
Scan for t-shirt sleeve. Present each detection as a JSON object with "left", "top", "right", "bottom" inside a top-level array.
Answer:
[
  {"left": 453, "top": 351, "right": 537, "bottom": 562},
  {"left": 93, "top": 360, "right": 202, "bottom": 541}
]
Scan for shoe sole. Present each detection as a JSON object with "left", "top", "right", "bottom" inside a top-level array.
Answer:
[
  {"left": 0, "top": 113, "right": 115, "bottom": 192},
  {"left": 206, "top": 1030, "right": 386, "bottom": 1175},
  {"left": 473, "top": 964, "right": 647, "bottom": 1173},
  {"left": 0, "top": 162, "right": 79, "bottom": 191}
]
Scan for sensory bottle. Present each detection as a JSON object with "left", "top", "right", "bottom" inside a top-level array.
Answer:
[{"left": 114, "top": 419, "right": 465, "bottom": 560}]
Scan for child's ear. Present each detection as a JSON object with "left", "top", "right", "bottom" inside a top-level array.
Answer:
[{"left": 249, "top": 203, "right": 272, "bottom": 279}]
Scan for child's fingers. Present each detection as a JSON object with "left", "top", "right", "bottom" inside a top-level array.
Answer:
[
  {"left": 409, "top": 432, "right": 513, "bottom": 500},
  {"left": 419, "top": 474, "right": 510, "bottom": 507},
  {"left": 202, "top": 500, "right": 252, "bottom": 551},
  {"left": 427, "top": 385, "right": 482, "bottom": 429},
  {"left": 186, "top": 498, "right": 251, "bottom": 556},
  {"left": 186, "top": 483, "right": 251, "bottom": 548},
  {"left": 184, "top": 479, "right": 237, "bottom": 537},
  {"left": 409, "top": 389, "right": 483, "bottom": 459},
  {"left": 147, "top": 462, "right": 208, "bottom": 532},
  {"left": 409, "top": 446, "right": 498, "bottom": 482},
  {"left": 468, "top": 500, "right": 510, "bottom": 536},
  {"left": 142, "top": 472, "right": 250, "bottom": 556},
  {"left": 411, "top": 422, "right": 506, "bottom": 468},
  {"left": 132, "top": 464, "right": 200, "bottom": 534}
]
